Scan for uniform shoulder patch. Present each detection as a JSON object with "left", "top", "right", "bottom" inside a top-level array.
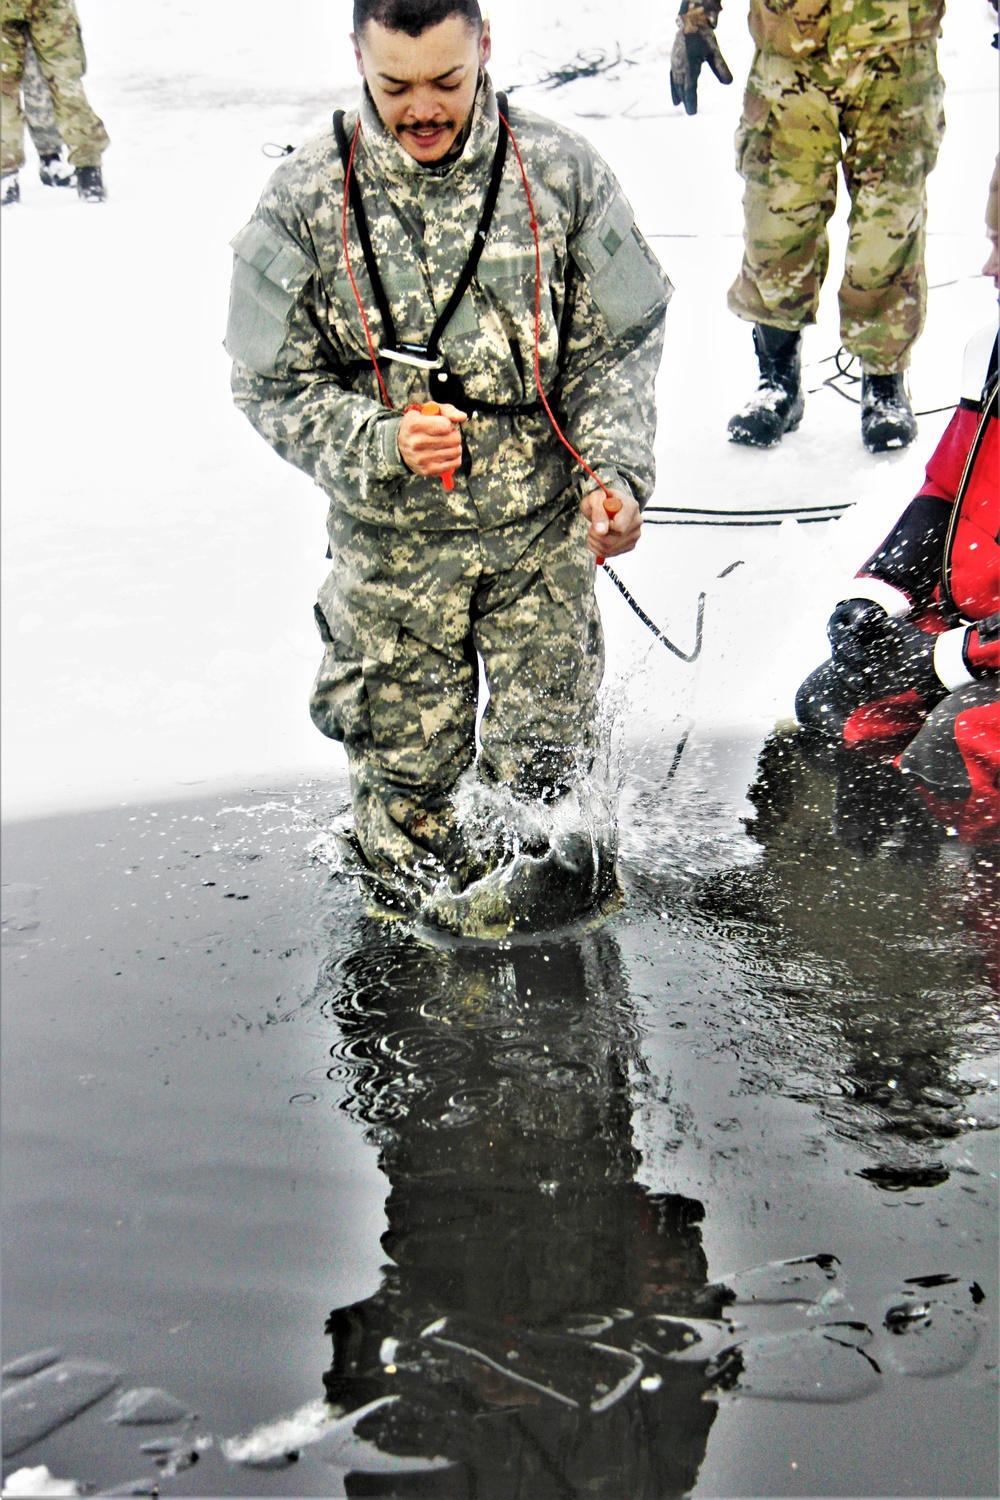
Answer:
[
  {"left": 569, "top": 191, "right": 671, "bottom": 338},
  {"left": 226, "top": 218, "right": 317, "bottom": 375}
]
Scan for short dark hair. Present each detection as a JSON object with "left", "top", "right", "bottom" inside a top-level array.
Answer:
[{"left": 353, "top": 0, "right": 482, "bottom": 37}]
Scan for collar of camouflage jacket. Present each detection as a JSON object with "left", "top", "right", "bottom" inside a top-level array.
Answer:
[{"left": 356, "top": 71, "right": 501, "bottom": 193}]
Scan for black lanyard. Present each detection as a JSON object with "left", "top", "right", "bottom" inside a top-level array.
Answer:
[
  {"left": 333, "top": 93, "right": 510, "bottom": 377},
  {"left": 940, "top": 333, "right": 998, "bottom": 623}
]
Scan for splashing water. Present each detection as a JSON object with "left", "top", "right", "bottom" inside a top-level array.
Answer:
[{"left": 414, "top": 683, "right": 631, "bottom": 939}]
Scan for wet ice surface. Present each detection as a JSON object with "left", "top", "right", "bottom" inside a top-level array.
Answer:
[{"left": 2, "top": 732, "right": 998, "bottom": 1498}]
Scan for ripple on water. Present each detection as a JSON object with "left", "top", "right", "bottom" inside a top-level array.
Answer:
[
  {"left": 877, "top": 1282, "right": 985, "bottom": 1377},
  {"left": 708, "top": 1326, "right": 882, "bottom": 1404}
]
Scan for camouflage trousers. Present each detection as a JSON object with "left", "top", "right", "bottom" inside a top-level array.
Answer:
[
  {"left": 728, "top": 41, "right": 945, "bottom": 373},
  {"left": 22, "top": 41, "right": 60, "bottom": 158},
  {"left": 1, "top": 0, "right": 108, "bottom": 175},
  {"left": 310, "top": 502, "right": 605, "bottom": 887}
]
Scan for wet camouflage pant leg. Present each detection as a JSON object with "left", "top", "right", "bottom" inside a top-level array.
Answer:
[
  {"left": 1, "top": 22, "right": 28, "bottom": 174},
  {"left": 311, "top": 612, "right": 480, "bottom": 887},
  {"left": 23, "top": 40, "right": 61, "bottom": 158},
  {"left": 26, "top": 0, "right": 107, "bottom": 168},
  {"left": 729, "top": 43, "right": 943, "bottom": 371},
  {"left": 310, "top": 519, "right": 481, "bottom": 885},
  {"left": 474, "top": 510, "right": 604, "bottom": 800},
  {"left": 838, "top": 44, "right": 944, "bottom": 373},
  {"left": 310, "top": 508, "right": 603, "bottom": 884}
]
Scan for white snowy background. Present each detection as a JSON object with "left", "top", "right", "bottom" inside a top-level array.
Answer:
[{"left": 2, "top": 0, "right": 997, "bottom": 819}]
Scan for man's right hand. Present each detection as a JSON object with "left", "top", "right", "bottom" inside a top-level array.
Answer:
[
  {"left": 670, "top": 0, "right": 733, "bottom": 116},
  {"left": 398, "top": 403, "right": 467, "bottom": 479}
]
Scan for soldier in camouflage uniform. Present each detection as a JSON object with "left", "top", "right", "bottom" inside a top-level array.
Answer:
[
  {"left": 673, "top": 0, "right": 946, "bottom": 453},
  {"left": 228, "top": 0, "right": 671, "bottom": 912},
  {"left": 1, "top": 0, "right": 109, "bottom": 203}
]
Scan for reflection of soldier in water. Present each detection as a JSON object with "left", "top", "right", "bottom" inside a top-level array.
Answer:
[
  {"left": 710, "top": 732, "right": 998, "bottom": 1163},
  {"left": 318, "top": 930, "right": 728, "bottom": 1497}
]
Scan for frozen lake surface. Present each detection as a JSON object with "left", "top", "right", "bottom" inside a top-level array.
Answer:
[{"left": 3, "top": 733, "right": 998, "bottom": 1497}]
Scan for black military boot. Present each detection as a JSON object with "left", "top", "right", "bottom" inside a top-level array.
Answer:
[
  {"left": 860, "top": 372, "right": 917, "bottom": 453},
  {"left": 1, "top": 173, "right": 20, "bottom": 206},
  {"left": 39, "top": 151, "right": 75, "bottom": 187},
  {"left": 727, "top": 323, "right": 805, "bottom": 447},
  {"left": 76, "top": 164, "right": 105, "bottom": 202}
]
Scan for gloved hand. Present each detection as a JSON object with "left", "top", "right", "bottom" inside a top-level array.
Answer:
[
  {"left": 827, "top": 597, "right": 953, "bottom": 702},
  {"left": 827, "top": 598, "right": 942, "bottom": 703},
  {"left": 670, "top": 0, "right": 733, "bottom": 116},
  {"left": 830, "top": 601, "right": 1000, "bottom": 697}
]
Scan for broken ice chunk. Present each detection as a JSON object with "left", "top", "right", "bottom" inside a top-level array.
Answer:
[
  {"left": 2, "top": 1361, "right": 120, "bottom": 1457},
  {"left": 1, "top": 1350, "right": 64, "bottom": 1382},
  {"left": 107, "top": 1388, "right": 190, "bottom": 1425},
  {"left": 707, "top": 1327, "right": 881, "bottom": 1403}
]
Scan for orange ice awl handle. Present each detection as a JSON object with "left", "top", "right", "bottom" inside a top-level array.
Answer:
[
  {"left": 595, "top": 492, "right": 622, "bottom": 568},
  {"left": 416, "top": 401, "right": 455, "bottom": 491}
]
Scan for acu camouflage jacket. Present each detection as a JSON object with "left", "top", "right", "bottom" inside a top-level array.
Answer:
[
  {"left": 749, "top": 0, "right": 946, "bottom": 60},
  {"left": 227, "top": 78, "right": 672, "bottom": 535}
]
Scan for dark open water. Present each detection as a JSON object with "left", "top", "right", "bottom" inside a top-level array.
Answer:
[{"left": 2, "top": 731, "right": 998, "bottom": 1498}]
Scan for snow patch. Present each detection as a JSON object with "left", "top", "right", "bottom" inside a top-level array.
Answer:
[{"left": 1, "top": 1469, "right": 79, "bottom": 1498}]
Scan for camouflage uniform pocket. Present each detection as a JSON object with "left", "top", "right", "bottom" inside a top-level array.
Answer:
[
  {"left": 467, "top": 244, "right": 558, "bottom": 358},
  {"left": 852, "top": 41, "right": 945, "bottom": 187},
  {"left": 226, "top": 219, "right": 316, "bottom": 376},
  {"left": 310, "top": 580, "right": 402, "bottom": 746},
  {"left": 914, "top": 56, "right": 945, "bottom": 177},
  {"left": 571, "top": 193, "right": 670, "bottom": 338},
  {"left": 310, "top": 649, "right": 368, "bottom": 745},
  {"left": 845, "top": 0, "right": 911, "bottom": 54},
  {"left": 315, "top": 571, "right": 401, "bottom": 665},
  {"left": 734, "top": 80, "right": 773, "bottom": 178},
  {"left": 533, "top": 508, "right": 595, "bottom": 624},
  {"left": 749, "top": 0, "right": 830, "bottom": 55},
  {"left": 477, "top": 244, "right": 554, "bottom": 285}
]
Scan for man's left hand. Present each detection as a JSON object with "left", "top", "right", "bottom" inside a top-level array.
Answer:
[
  {"left": 580, "top": 487, "right": 642, "bottom": 560},
  {"left": 670, "top": 0, "right": 733, "bottom": 116}
]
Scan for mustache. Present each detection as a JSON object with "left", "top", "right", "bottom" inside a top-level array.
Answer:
[{"left": 401, "top": 120, "right": 455, "bottom": 132}]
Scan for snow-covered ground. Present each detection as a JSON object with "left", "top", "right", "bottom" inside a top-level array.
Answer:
[{"left": 2, "top": 0, "right": 997, "bottom": 820}]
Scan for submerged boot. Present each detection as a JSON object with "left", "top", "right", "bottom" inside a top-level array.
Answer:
[
  {"left": 76, "top": 164, "right": 105, "bottom": 203},
  {"left": 728, "top": 324, "right": 805, "bottom": 448},
  {"left": 1, "top": 173, "right": 20, "bottom": 206},
  {"left": 39, "top": 150, "right": 75, "bottom": 187},
  {"left": 860, "top": 373, "right": 917, "bottom": 453}
]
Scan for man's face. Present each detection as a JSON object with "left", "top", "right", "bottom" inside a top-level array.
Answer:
[
  {"left": 352, "top": 14, "right": 491, "bottom": 163},
  {"left": 984, "top": 233, "right": 999, "bottom": 292}
]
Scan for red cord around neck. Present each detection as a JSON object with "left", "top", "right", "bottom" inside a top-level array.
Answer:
[
  {"left": 497, "top": 109, "right": 612, "bottom": 506},
  {"left": 341, "top": 120, "right": 392, "bottom": 409},
  {"left": 341, "top": 107, "right": 613, "bottom": 510}
]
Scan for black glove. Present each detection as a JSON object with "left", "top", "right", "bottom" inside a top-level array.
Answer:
[
  {"left": 827, "top": 598, "right": 943, "bottom": 703},
  {"left": 670, "top": 0, "right": 733, "bottom": 116}
]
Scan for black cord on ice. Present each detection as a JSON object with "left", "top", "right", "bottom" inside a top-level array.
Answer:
[
  {"left": 602, "top": 566, "right": 706, "bottom": 662},
  {"left": 808, "top": 346, "right": 955, "bottom": 416},
  {"left": 506, "top": 45, "right": 639, "bottom": 94}
]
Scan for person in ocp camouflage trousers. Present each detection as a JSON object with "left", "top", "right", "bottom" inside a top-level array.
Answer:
[
  {"left": 1, "top": 0, "right": 109, "bottom": 203},
  {"left": 672, "top": 0, "right": 946, "bottom": 453}
]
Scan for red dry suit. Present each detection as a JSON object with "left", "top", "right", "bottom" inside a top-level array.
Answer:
[{"left": 796, "top": 326, "right": 999, "bottom": 837}]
